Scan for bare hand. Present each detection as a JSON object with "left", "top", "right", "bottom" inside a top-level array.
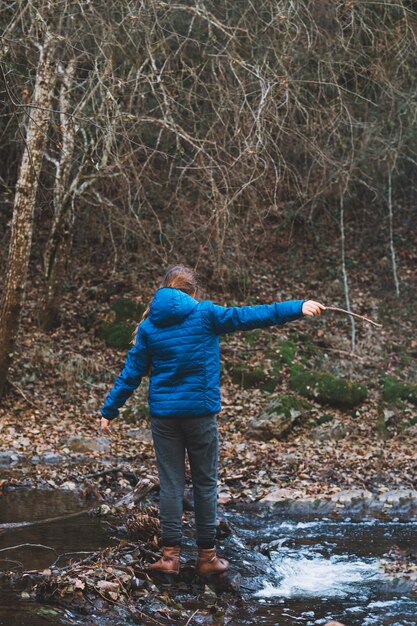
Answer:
[
  {"left": 302, "top": 300, "right": 326, "bottom": 317},
  {"left": 101, "top": 417, "right": 112, "bottom": 434}
]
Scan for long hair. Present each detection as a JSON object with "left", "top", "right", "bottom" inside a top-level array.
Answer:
[{"left": 131, "top": 265, "right": 199, "bottom": 345}]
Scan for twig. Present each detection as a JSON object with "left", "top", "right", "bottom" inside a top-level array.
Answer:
[
  {"left": 51, "top": 550, "right": 96, "bottom": 567},
  {"left": 0, "top": 543, "right": 57, "bottom": 554},
  {"left": 184, "top": 609, "right": 199, "bottom": 626},
  {"left": 0, "top": 507, "right": 95, "bottom": 531},
  {"left": 8, "top": 380, "right": 47, "bottom": 414},
  {"left": 325, "top": 306, "right": 382, "bottom": 328}
]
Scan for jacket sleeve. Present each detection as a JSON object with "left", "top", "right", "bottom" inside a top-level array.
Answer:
[
  {"left": 209, "top": 300, "right": 304, "bottom": 335},
  {"left": 100, "top": 326, "right": 150, "bottom": 420}
]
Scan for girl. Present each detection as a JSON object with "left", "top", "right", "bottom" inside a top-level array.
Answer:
[{"left": 100, "top": 265, "right": 324, "bottom": 576}]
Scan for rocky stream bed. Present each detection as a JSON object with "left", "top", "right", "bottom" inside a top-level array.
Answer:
[{"left": 0, "top": 485, "right": 416, "bottom": 626}]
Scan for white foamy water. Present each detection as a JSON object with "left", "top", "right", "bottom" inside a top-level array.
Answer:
[{"left": 256, "top": 552, "right": 380, "bottom": 598}]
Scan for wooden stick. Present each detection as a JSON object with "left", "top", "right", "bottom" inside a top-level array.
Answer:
[{"left": 325, "top": 306, "right": 382, "bottom": 328}]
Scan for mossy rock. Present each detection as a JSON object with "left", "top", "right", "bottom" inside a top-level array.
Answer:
[
  {"left": 314, "top": 413, "right": 335, "bottom": 426},
  {"left": 231, "top": 365, "right": 268, "bottom": 389},
  {"left": 268, "top": 338, "right": 297, "bottom": 368},
  {"left": 276, "top": 339, "right": 297, "bottom": 365},
  {"left": 99, "top": 299, "right": 146, "bottom": 349},
  {"left": 290, "top": 365, "right": 367, "bottom": 408},
  {"left": 111, "top": 298, "right": 146, "bottom": 322},
  {"left": 383, "top": 376, "right": 417, "bottom": 406},
  {"left": 99, "top": 321, "right": 136, "bottom": 350},
  {"left": 247, "top": 394, "right": 311, "bottom": 440}
]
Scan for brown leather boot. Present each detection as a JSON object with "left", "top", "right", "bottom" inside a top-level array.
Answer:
[
  {"left": 149, "top": 546, "right": 181, "bottom": 574},
  {"left": 196, "top": 547, "right": 229, "bottom": 576}
]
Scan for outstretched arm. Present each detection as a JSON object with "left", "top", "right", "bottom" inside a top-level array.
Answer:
[
  {"left": 100, "top": 326, "right": 150, "bottom": 423},
  {"left": 210, "top": 299, "right": 324, "bottom": 335}
]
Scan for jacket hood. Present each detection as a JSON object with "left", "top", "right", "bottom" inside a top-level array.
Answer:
[{"left": 149, "top": 287, "right": 198, "bottom": 328}]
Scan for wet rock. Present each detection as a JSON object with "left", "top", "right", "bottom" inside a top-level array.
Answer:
[
  {"left": 32, "top": 454, "right": 63, "bottom": 465},
  {"left": 290, "top": 365, "right": 367, "bottom": 408},
  {"left": 0, "top": 451, "right": 20, "bottom": 466},
  {"left": 260, "top": 488, "right": 417, "bottom": 519},
  {"left": 247, "top": 394, "right": 310, "bottom": 440},
  {"left": 210, "top": 569, "right": 241, "bottom": 593},
  {"left": 66, "top": 436, "right": 110, "bottom": 453}
]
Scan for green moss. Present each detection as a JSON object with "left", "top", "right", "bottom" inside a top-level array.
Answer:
[
  {"left": 268, "top": 338, "right": 297, "bottom": 370},
  {"left": 243, "top": 329, "right": 262, "bottom": 346},
  {"left": 111, "top": 298, "right": 146, "bottom": 322},
  {"left": 383, "top": 376, "right": 417, "bottom": 406},
  {"left": 99, "top": 321, "right": 135, "bottom": 350},
  {"left": 277, "top": 339, "right": 297, "bottom": 365},
  {"left": 272, "top": 394, "right": 311, "bottom": 415},
  {"left": 248, "top": 393, "right": 311, "bottom": 440},
  {"left": 290, "top": 365, "right": 367, "bottom": 408},
  {"left": 231, "top": 365, "right": 267, "bottom": 389},
  {"left": 315, "top": 413, "right": 335, "bottom": 426},
  {"left": 99, "top": 299, "right": 146, "bottom": 349}
]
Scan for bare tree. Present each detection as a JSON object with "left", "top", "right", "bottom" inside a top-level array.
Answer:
[
  {"left": 0, "top": 27, "right": 58, "bottom": 397},
  {"left": 40, "top": 58, "right": 76, "bottom": 330}
]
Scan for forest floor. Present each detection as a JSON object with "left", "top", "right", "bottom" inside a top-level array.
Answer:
[
  {"left": 1, "top": 227, "right": 416, "bottom": 500},
  {"left": 0, "top": 228, "right": 416, "bottom": 623}
]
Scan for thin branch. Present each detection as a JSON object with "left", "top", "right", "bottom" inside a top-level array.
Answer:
[
  {"left": 325, "top": 306, "right": 382, "bottom": 328},
  {"left": 0, "top": 543, "right": 57, "bottom": 554}
]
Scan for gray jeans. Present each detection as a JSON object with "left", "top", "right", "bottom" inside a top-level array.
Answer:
[{"left": 151, "top": 415, "right": 218, "bottom": 547}]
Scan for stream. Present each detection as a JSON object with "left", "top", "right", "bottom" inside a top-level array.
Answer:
[{"left": 0, "top": 489, "right": 416, "bottom": 625}]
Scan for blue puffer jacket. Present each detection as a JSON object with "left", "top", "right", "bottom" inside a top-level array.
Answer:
[{"left": 100, "top": 287, "right": 304, "bottom": 420}]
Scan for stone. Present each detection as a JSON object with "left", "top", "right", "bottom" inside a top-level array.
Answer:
[
  {"left": 231, "top": 365, "right": 274, "bottom": 391},
  {"left": 61, "top": 481, "right": 77, "bottom": 491},
  {"left": 66, "top": 436, "right": 110, "bottom": 453},
  {"left": 290, "top": 365, "right": 367, "bottom": 408},
  {"left": 330, "top": 489, "right": 372, "bottom": 504},
  {"left": 247, "top": 394, "right": 310, "bottom": 440},
  {"left": 126, "top": 427, "right": 152, "bottom": 443},
  {"left": 383, "top": 376, "right": 417, "bottom": 406},
  {"left": 260, "top": 488, "right": 304, "bottom": 503},
  {"left": 0, "top": 451, "right": 20, "bottom": 466},
  {"left": 310, "top": 422, "right": 350, "bottom": 442},
  {"left": 43, "top": 453, "right": 63, "bottom": 464}
]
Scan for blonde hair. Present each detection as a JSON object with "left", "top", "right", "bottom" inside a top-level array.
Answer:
[{"left": 131, "top": 264, "right": 199, "bottom": 345}]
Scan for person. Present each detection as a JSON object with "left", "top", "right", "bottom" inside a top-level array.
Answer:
[{"left": 100, "top": 264, "right": 324, "bottom": 576}]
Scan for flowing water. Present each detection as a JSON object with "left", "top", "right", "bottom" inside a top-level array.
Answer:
[
  {"left": 221, "top": 508, "right": 417, "bottom": 625},
  {"left": 0, "top": 489, "right": 416, "bottom": 625}
]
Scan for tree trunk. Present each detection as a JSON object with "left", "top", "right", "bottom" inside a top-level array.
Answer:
[
  {"left": 0, "top": 33, "right": 57, "bottom": 398},
  {"left": 40, "top": 59, "right": 76, "bottom": 331}
]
